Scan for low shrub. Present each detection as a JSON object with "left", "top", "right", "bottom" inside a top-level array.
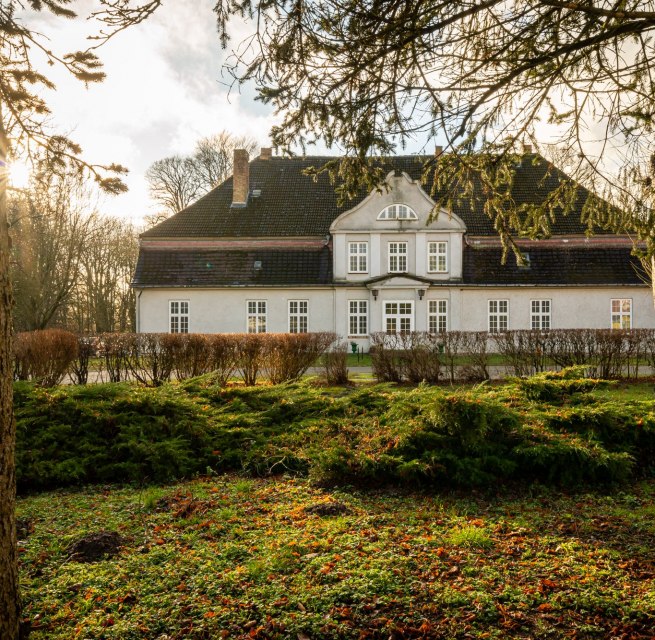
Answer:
[
  {"left": 236, "top": 333, "right": 265, "bottom": 385},
  {"left": 262, "top": 332, "right": 336, "bottom": 384},
  {"left": 14, "top": 372, "right": 654, "bottom": 492},
  {"left": 98, "top": 332, "right": 130, "bottom": 382},
  {"left": 322, "top": 341, "right": 349, "bottom": 384},
  {"left": 514, "top": 367, "right": 610, "bottom": 401},
  {"left": 13, "top": 329, "right": 79, "bottom": 387},
  {"left": 15, "top": 382, "right": 215, "bottom": 491},
  {"left": 164, "top": 333, "right": 213, "bottom": 380},
  {"left": 207, "top": 334, "right": 238, "bottom": 386},
  {"left": 69, "top": 336, "right": 96, "bottom": 385},
  {"left": 124, "top": 333, "right": 174, "bottom": 387}
]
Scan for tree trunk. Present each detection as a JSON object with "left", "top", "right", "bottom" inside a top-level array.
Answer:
[{"left": 0, "top": 106, "right": 19, "bottom": 639}]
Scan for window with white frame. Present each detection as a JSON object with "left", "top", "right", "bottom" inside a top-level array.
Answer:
[
  {"left": 388, "top": 242, "right": 408, "bottom": 273},
  {"left": 488, "top": 300, "right": 509, "bottom": 333},
  {"left": 428, "top": 241, "right": 448, "bottom": 273},
  {"left": 377, "top": 204, "right": 418, "bottom": 220},
  {"left": 348, "top": 242, "right": 368, "bottom": 273},
  {"left": 428, "top": 300, "right": 448, "bottom": 333},
  {"left": 531, "top": 299, "right": 551, "bottom": 330},
  {"left": 348, "top": 300, "right": 368, "bottom": 336},
  {"left": 611, "top": 298, "right": 632, "bottom": 329},
  {"left": 169, "top": 300, "right": 189, "bottom": 333},
  {"left": 384, "top": 301, "right": 414, "bottom": 334},
  {"left": 288, "top": 300, "right": 308, "bottom": 333},
  {"left": 247, "top": 300, "right": 267, "bottom": 333}
]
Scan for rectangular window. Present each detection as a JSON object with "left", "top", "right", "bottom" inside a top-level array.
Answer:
[
  {"left": 169, "top": 300, "right": 189, "bottom": 334},
  {"left": 428, "top": 241, "right": 448, "bottom": 273},
  {"left": 348, "top": 300, "right": 368, "bottom": 336},
  {"left": 388, "top": 242, "right": 408, "bottom": 273},
  {"left": 384, "top": 301, "right": 414, "bottom": 334},
  {"left": 611, "top": 298, "right": 632, "bottom": 329},
  {"left": 531, "top": 299, "right": 551, "bottom": 330},
  {"left": 488, "top": 299, "right": 509, "bottom": 333},
  {"left": 247, "top": 300, "right": 267, "bottom": 333},
  {"left": 288, "top": 300, "right": 308, "bottom": 333},
  {"left": 428, "top": 300, "right": 448, "bottom": 333},
  {"left": 348, "top": 242, "right": 368, "bottom": 273}
]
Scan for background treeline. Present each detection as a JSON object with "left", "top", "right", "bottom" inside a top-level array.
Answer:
[
  {"left": 8, "top": 163, "right": 138, "bottom": 334},
  {"left": 8, "top": 132, "right": 255, "bottom": 334}
]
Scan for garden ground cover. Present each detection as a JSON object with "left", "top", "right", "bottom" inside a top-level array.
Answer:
[
  {"left": 17, "top": 475, "right": 655, "bottom": 639},
  {"left": 15, "top": 372, "right": 655, "bottom": 492}
]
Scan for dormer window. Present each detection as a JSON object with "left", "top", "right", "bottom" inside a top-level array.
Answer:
[{"left": 377, "top": 204, "right": 418, "bottom": 220}]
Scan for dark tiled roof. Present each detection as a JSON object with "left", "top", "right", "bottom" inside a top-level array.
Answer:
[
  {"left": 141, "top": 154, "right": 607, "bottom": 239},
  {"left": 133, "top": 244, "right": 645, "bottom": 288},
  {"left": 133, "top": 247, "right": 333, "bottom": 287},
  {"left": 462, "top": 245, "right": 646, "bottom": 286}
]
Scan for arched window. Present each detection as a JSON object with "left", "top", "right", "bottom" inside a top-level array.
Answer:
[{"left": 377, "top": 204, "right": 418, "bottom": 220}]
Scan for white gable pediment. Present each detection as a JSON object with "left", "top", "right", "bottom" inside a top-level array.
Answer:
[{"left": 330, "top": 171, "right": 466, "bottom": 233}]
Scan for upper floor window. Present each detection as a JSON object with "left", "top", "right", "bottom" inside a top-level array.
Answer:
[
  {"left": 388, "top": 242, "right": 408, "bottom": 273},
  {"left": 247, "top": 300, "right": 267, "bottom": 333},
  {"left": 611, "top": 299, "right": 632, "bottom": 330},
  {"left": 348, "top": 242, "right": 368, "bottom": 273},
  {"left": 378, "top": 204, "right": 418, "bottom": 220},
  {"left": 288, "top": 300, "right": 309, "bottom": 333},
  {"left": 428, "top": 241, "right": 448, "bottom": 273},
  {"left": 170, "top": 300, "right": 189, "bottom": 333}
]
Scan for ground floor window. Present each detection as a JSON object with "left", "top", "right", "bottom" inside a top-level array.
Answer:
[
  {"left": 611, "top": 298, "right": 632, "bottom": 329},
  {"left": 247, "top": 300, "right": 267, "bottom": 333},
  {"left": 531, "top": 299, "right": 551, "bottom": 330},
  {"left": 384, "top": 301, "right": 413, "bottom": 334},
  {"left": 288, "top": 300, "right": 308, "bottom": 333},
  {"left": 169, "top": 300, "right": 189, "bottom": 333},
  {"left": 488, "top": 299, "right": 509, "bottom": 333},
  {"left": 428, "top": 299, "right": 448, "bottom": 333},
  {"left": 348, "top": 300, "right": 368, "bottom": 336}
]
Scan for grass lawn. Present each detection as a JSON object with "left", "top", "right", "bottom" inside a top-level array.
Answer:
[{"left": 17, "top": 475, "right": 655, "bottom": 639}]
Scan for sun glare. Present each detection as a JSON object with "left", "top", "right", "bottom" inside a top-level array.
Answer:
[{"left": 9, "top": 160, "right": 31, "bottom": 189}]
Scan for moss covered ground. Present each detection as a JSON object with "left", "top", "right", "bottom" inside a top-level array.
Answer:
[{"left": 18, "top": 475, "right": 655, "bottom": 639}]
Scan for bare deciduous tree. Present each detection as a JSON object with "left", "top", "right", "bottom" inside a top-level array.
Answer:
[
  {"left": 73, "top": 215, "right": 139, "bottom": 333},
  {"left": 145, "top": 156, "right": 201, "bottom": 219},
  {"left": 193, "top": 132, "right": 258, "bottom": 190},
  {"left": 9, "top": 168, "right": 95, "bottom": 331},
  {"left": 145, "top": 131, "right": 258, "bottom": 219}
]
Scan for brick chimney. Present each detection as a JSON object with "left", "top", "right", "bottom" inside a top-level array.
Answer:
[
  {"left": 523, "top": 143, "right": 533, "bottom": 154},
  {"left": 232, "top": 149, "right": 249, "bottom": 207},
  {"left": 434, "top": 145, "right": 443, "bottom": 157},
  {"left": 260, "top": 147, "right": 272, "bottom": 160}
]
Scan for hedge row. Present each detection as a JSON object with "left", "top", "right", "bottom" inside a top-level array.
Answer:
[
  {"left": 13, "top": 330, "right": 337, "bottom": 387},
  {"left": 371, "top": 329, "right": 655, "bottom": 382}
]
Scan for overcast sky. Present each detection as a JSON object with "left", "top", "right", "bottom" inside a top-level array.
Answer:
[{"left": 25, "top": 1, "right": 283, "bottom": 223}]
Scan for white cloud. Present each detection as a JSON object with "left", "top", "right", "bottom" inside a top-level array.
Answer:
[{"left": 18, "top": 1, "right": 278, "bottom": 222}]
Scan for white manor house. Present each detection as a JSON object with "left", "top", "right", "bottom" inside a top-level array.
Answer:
[{"left": 133, "top": 148, "right": 655, "bottom": 349}]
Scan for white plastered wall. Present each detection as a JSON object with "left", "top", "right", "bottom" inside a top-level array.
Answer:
[
  {"left": 137, "top": 288, "right": 336, "bottom": 334},
  {"left": 453, "top": 286, "right": 655, "bottom": 331},
  {"left": 137, "top": 285, "right": 655, "bottom": 348}
]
